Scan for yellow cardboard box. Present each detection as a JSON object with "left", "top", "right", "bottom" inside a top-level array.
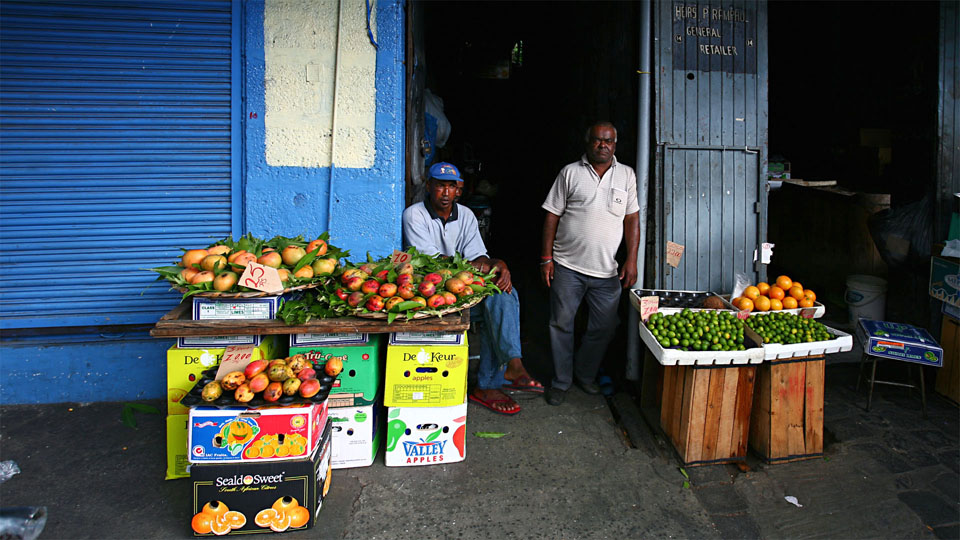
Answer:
[
  {"left": 166, "top": 414, "right": 189, "bottom": 480},
  {"left": 166, "top": 334, "right": 284, "bottom": 415},
  {"left": 383, "top": 332, "right": 468, "bottom": 407}
]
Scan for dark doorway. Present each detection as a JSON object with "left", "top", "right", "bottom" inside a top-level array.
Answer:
[{"left": 411, "top": 1, "right": 641, "bottom": 386}]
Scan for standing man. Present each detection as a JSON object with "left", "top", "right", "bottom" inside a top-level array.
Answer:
[
  {"left": 403, "top": 162, "right": 544, "bottom": 416},
  {"left": 540, "top": 122, "right": 640, "bottom": 406}
]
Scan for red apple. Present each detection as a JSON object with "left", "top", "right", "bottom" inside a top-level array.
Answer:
[
  {"left": 347, "top": 291, "right": 365, "bottom": 307},
  {"left": 378, "top": 282, "right": 398, "bottom": 298},
  {"left": 396, "top": 273, "right": 414, "bottom": 286},
  {"left": 375, "top": 269, "right": 390, "bottom": 281},
  {"left": 427, "top": 294, "right": 446, "bottom": 308},
  {"left": 361, "top": 279, "right": 381, "bottom": 294},
  {"left": 397, "top": 283, "right": 416, "bottom": 300},
  {"left": 424, "top": 272, "right": 443, "bottom": 285},
  {"left": 365, "top": 295, "right": 385, "bottom": 312},
  {"left": 334, "top": 288, "right": 349, "bottom": 300},
  {"left": 418, "top": 281, "right": 436, "bottom": 297}
]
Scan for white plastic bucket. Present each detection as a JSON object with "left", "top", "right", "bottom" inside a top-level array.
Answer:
[{"left": 845, "top": 274, "right": 887, "bottom": 324}]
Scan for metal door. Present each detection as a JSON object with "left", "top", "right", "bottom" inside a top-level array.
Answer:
[
  {"left": 0, "top": 0, "right": 240, "bottom": 329},
  {"left": 654, "top": 0, "right": 768, "bottom": 292}
]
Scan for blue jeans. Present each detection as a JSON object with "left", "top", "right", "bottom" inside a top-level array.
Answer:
[
  {"left": 471, "top": 288, "right": 523, "bottom": 390},
  {"left": 549, "top": 263, "right": 621, "bottom": 390}
]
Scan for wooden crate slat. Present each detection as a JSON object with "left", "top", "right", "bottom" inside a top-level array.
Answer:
[
  {"left": 684, "top": 368, "right": 712, "bottom": 463},
  {"left": 715, "top": 367, "right": 740, "bottom": 459},
  {"left": 661, "top": 363, "right": 677, "bottom": 436},
  {"left": 750, "top": 357, "right": 825, "bottom": 463},
  {"left": 700, "top": 368, "right": 726, "bottom": 461},
  {"left": 804, "top": 359, "right": 825, "bottom": 454},
  {"left": 749, "top": 362, "right": 772, "bottom": 458},
  {"left": 731, "top": 366, "right": 756, "bottom": 458},
  {"left": 786, "top": 361, "right": 808, "bottom": 457}
]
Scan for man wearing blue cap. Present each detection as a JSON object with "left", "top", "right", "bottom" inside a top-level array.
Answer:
[{"left": 402, "top": 162, "right": 543, "bottom": 415}]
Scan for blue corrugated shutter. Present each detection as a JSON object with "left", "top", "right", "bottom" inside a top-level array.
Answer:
[{"left": 0, "top": 0, "right": 239, "bottom": 329}]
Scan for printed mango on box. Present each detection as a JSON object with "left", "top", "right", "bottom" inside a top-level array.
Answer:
[
  {"left": 329, "top": 398, "right": 381, "bottom": 469},
  {"left": 166, "top": 414, "right": 190, "bottom": 480},
  {"left": 190, "top": 420, "right": 332, "bottom": 536},
  {"left": 384, "top": 332, "right": 468, "bottom": 407},
  {"left": 188, "top": 401, "right": 328, "bottom": 464},
  {"left": 384, "top": 402, "right": 467, "bottom": 467},
  {"left": 289, "top": 334, "right": 382, "bottom": 407},
  {"left": 166, "top": 335, "right": 284, "bottom": 415}
]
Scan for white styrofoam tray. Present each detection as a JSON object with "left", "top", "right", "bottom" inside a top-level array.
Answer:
[
  {"left": 637, "top": 316, "right": 765, "bottom": 366},
  {"left": 720, "top": 294, "right": 826, "bottom": 319},
  {"left": 751, "top": 324, "right": 853, "bottom": 360},
  {"left": 629, "top": 288, "right": 737, "bottom": 312}
]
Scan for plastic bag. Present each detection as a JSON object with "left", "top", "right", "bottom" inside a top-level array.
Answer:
[
  {"left": 868, "top": 194, "right": 933, "bottom": 270},
  {"left": 730, "top": 272, "right": 752, "bottom": 301},
  {"left": 0, "top": 461, "right": 19, "bottom": 484}
]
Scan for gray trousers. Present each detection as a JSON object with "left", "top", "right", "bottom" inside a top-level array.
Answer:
[{"left": 548, "top": 263, "right": 621, "bottom": 390}]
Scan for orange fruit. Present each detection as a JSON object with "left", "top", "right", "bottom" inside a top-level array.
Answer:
[
  {"left": 769, "top": 298, "right": 783, "bottom": 311},
  {"left": 255, "top": 508, "right": 278, "bottom": 528},
  {"left": 799, "top": 297, "right": 814, "bottom": 308},
  {"left": 775, "top": 275, "right": 793, "bottom": 291},
  {"left": 743, "top": 286, "right": 761, "bottom": 301},
  {"left": 788, "top": 285, "right": 804, "bottom": 300},
  {"left": 270, "top": 511, "right": 292, "bottom": 533},
  {"left": 767, "top": 285, "right": 785, "bottom": 300},
  {"left": 210, "top": 515, "right": 232, "bottom": 536},
  {"left": 202, "top": 501, "right": 229, "bottom": 518},
  {"left": 731, "top": 296, "right": 743, "bottom": 307},
  {"left": 272, "top": 497, "right": 299, "bottom": 512},
  {"left": 324, "top": 357, "right": 343, "bottom": 376},
  {"left": 782, "top": 296, "right": 798, "bottom": 309},
  {"left": 737, "top": 297, "right": 754, "bottom": 312},
  {"left": 803, "top": 289, "right": 817, "bottom": 303},
  {"left": 754, "top": 295, "right": 771, "bottom": 312},
  {"left": 756, "top": 282, "right": 771, "bottom": 296},
  {"left": 323, "top": 463, "right": 332, "bottom": 496},
  {"left": 191, "top": 512, "right": 215, "bottom": 534},
  {"left": 288, "top": 506, "right": 310, "bottom": 528},
  {"left": 792, "top": 281, "right": 803, "bottom": 291},
  {"left": 224, "top": 510, "right": 246, "bottom": 530}
]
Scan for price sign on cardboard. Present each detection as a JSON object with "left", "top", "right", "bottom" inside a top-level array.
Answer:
[
  {"left": 390, "top": 250, "right": 412, "bottom": 265},
  {"left": 215, "top": 345, "right": 256, "bottom": 380},
  {"left": 799, "top": 307, "right": 817, "bottom": 319},
  {"left": 238, "top": 261, "right": 283, "bottom": 293},
  {"left": 666, "top": 241, "right": 685, "bottom": 268},
  {"left": 737, "top": 310, "right": 750, "bottom": 320},
  {"left": 639, "top": 295, "right": 659, "bottom": 322}
]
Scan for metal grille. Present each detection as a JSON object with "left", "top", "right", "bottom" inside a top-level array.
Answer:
[{"left": 0, "top": 0, "right": 238, "bottom": 329}]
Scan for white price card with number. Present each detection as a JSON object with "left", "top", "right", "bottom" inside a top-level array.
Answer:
[
  {"left": 215, "top": 345, "right": 256, "bottom": 380},
  {"left": 390, "top": 250, "right": 412, "bottom": 265},
  {"left": 665, "top": 241, "right": 685, "bottom": 268},
  {"left": 639, "top": 295, "right": 659, "bottom": 322},
  {"left": 238, "top": 261, "right": 284, "bottom": 293}
]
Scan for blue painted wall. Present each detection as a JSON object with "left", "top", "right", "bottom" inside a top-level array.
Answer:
[
  {"left": 0, "top": 0, "right": 406, "bottom": 405},
  {"left": 243, "top": 0, "right": 405, "bottom": 260}
]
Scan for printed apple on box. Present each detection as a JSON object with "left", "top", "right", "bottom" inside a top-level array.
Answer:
[
  {"left": 385, "top": 402, "right": 467, "bottom": 467},
  {"left": 190, "top": 420, "right": 332, "bottom": 536},
  {"left": 384, "top": 332, "right": 468, "bottom": 407},
  {"left": 187, "top": 401, "right": 328, "bottom": 464},
  {"left": 329, "top": 398, "right": 381, "bottom": 469},
  {"left": 167, "top": 335, "right": 284, "bottom": 415}
]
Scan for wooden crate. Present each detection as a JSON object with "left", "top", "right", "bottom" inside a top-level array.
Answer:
[
  {"left": 660, "top": 365, "right": 757, "bottom": 466},
  {"left": 935, "top": 315, "right": 960, "bottom": 405},
  {"left": 749, "top": 355, "right": 825, "bottom": 463}
]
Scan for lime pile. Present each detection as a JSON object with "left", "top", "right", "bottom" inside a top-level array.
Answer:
[
  {"left": 744, "top": 312, "right": 833, "bottom": 344},
  {"left": 646, "top": 308, "right": 746, "bottom": 352}
]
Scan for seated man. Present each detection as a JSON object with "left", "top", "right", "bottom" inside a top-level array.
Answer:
[{"left": 402, "top": 162, "right": 543, "bottom": 415}]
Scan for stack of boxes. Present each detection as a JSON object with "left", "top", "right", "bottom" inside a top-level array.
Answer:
[
  {"left": 382, "top": 331, "right": 469, "bottom": 466},
  {"left": 289, "top": 333, "right": 383, "bottom": 469}
]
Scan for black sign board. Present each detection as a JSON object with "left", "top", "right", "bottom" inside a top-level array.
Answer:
[{"left": 672, "top": 2, "right": 758, "bottom": 74}]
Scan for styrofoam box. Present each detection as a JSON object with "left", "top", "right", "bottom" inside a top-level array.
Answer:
[
  {"left": 192, "top": 293, "right": 295, "bottom": 320},
  {"left": 755, "top": 325, "right": 853, "bottom": 360},
  {"left": 637, "top": 307, "right": 765, "bottom": 366}
]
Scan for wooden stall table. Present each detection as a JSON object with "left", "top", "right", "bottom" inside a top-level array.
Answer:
[
  {"left": 749, "top": 354, "right": 825, "bottom": 463},
  {"left": 150, "top": 299, "right": 471, "bottom": 338}
]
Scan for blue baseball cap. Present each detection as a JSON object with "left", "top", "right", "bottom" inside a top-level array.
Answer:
[{"left": 428, "top": 162, "right": 462, "bottom": 183}]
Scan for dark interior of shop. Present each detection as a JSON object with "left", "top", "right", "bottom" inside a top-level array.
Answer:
[{"left": 413, "top": 1, "right": 942, "bottom": 388}]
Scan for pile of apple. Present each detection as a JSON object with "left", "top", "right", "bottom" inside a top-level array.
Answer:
[
  {"left": 200, "top": 354, "right": 343, "bottom": 404},
  {"left": 150, "top": 233, "right": 347, "bottom": 297}
]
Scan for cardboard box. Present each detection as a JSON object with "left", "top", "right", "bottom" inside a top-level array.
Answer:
[
  {"left": 935, "top": 315, "right": 960, "bottom": 404},
  {"left": 166, "top": 414, "right": 190, "bottom": 480},
  {"left": 384, "top": 402, "right": 466, "bottom": 467},
  {"left": 329, "top": 400, "right": 381, "bottom": 469},
  {"left": 190, "top": 420, "right": 332, "bottom": 536},
  {"left": 188, "top": 401, "right": 328, "bottom": 464},
  {"left": 177, "top": 335, "right": 262, "bottom": 349},
  {"left": 388, "top": 332, "right": 465, "bottom": 346},
  {"left": 192, "top": 293, "right": 296, "bottom": 320},
  {"left": 857, "top": 319, "right": 943, "bottom": 368},
  {"left": 290, "top": 333, "right": 369, "bottom": 347},
  {"left": 167, "top": 335, "right": 284, "bottom": 415},
  {"left": 289, "top": 334, "right": 382, "bottom": 407},
  {"left": 929, "top": 255, "right": 960, "bottom": 308},
  {"left": 383, "top": 332, "right": 468, "bottom": 407}
]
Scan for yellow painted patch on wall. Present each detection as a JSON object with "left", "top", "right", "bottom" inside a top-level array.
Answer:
[{"left": 264, "top": 0, "right": 377, "bottom": 168}]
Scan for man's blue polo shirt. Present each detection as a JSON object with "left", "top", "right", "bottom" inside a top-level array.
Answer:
[{"left": 401, "top": 201, "right": 488, "bottom": 261}]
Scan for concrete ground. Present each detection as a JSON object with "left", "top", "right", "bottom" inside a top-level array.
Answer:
[{"left": 1, "top": 338, "right": 958, "bottom": 539}]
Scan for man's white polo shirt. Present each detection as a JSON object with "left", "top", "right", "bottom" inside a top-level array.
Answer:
[{"left": 542, "top": 155, "right": 639, "bottom": 278}]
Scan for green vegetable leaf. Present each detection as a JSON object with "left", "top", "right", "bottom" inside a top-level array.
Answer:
[
  {"left": 678, "top": 467, "right": 689, "bottom": 479},
  {"left": 389, "top": 408, "right": 400, "bottom": 418},
  {"left": 121, "top": 402, "right": 160, "bottom": 429},
  {"left": 473, "top": 432, "right": 508, "bottom": 439},
  {"left": 425, "top": 429, "right": 442, "bottom": 443}
]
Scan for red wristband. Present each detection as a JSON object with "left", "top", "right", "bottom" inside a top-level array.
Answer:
[{"left": 540, "top": 255, "right": 553, "bottom": 260}]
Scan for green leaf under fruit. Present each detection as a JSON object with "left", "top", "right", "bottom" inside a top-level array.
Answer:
[
  {"left": 473, "top": 432, "right": 507, "bottom": 439},
  {"left": 121, "top": 402, "right": 160, "bottom": 429}
]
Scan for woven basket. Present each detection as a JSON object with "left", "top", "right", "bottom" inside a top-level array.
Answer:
[
  {"left": 175, "top": 282, "right": 321, "bottom": 299},
  {"left": 354, "top": 295, "right": 483, "bottom": 320}
]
